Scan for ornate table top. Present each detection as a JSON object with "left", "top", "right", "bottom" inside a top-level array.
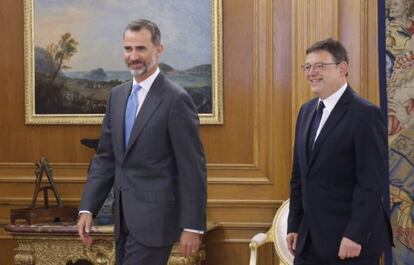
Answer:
[
  {"left": 5, "top": 223, "right": 113, "bottom": 234},
  {"left": 5, "top": 221, "right": 218, "bottom": 235}
]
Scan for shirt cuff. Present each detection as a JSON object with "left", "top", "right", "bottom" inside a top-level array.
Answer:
[
  {"left": 183, "top": 228, "right": 204, "bottom": 234},
  {"left": 79, "top": 210, "right": 92, "bottom": 215}
]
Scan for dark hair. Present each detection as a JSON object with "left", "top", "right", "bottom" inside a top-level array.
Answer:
[
  {"left": 123, "top": 19, "right": 161, "bottom": 45},
  {"left": 306, "top": 38, "right": 349, "bottom": 64}
]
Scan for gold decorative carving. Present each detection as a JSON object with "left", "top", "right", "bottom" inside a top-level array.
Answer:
[
  {"left": 8, "top": 228, "right": 207, "bottom": 265},
  {"left": 83, "top": 239, "right": 115, "bottom": 265},
  {"left": 169, "top": 244, "right": 206, "bottom": 265},
  {"left": 14, "top": 240, "right": 34, "bottom": 265}
]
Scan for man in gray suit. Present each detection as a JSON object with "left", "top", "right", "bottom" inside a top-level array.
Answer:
[{"left": 77, "top": 19, "right": 207, "bottom": 265}]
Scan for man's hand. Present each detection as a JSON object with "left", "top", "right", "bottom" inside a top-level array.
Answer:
[
  {"left": 286, "top": 232, "right": 298, "bottom": 256},
  {"left": 338, "top": 237, "right": 361, "bottom": 260},
  {"left": 179, "top": 231, "right": 201, "bottom": 257},
  {"left": 77, "top": 212, "right": 93, "bottom": 247}
]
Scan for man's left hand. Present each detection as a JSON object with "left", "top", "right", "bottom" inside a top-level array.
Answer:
[
  {"left": 338, "top": 237, "right": 362, "bottom": 260},
  {"left": 179, "top": 231, "right": 201, "bottom": 257}
]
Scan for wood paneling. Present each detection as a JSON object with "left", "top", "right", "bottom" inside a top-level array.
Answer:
[
  {"left": 291, "top": 0, "right": 340, "bottom": 133},
  {"left": 0, "top": 0, "right": 382, "bottom": 264},
  {"left": 0, "top": 239, "right": 16, "bottom": 265}
]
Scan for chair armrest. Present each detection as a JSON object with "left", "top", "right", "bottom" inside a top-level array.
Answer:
[
  {"left": 249, "top": 232, "right": 270, "bottom": 265},
  {"left": 250, "top": 232, "right": 269, "bottom": 249}
]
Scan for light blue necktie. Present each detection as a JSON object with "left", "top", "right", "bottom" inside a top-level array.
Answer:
[{"left": 124, "top": 84, "right": 141, "bottom": 148}]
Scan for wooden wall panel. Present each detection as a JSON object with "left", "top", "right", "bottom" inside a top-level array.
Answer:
[
  {"left": 366, "top": 0, "right": 380, "bottom": 105},
  {"left": 339, "top": 0, "right": 367, "bottom": 95},
  {"left": 273, "top": 0, "right": 293, "bottom": 199},
  {"left": 0, "top": 239, "right": 16, "bottom": 265},
  {"left": 291, "top": 0, "right": 340, "bottom": 133},
  {"left": 0, "top": 0, "right": 381, "bottom": 264}
]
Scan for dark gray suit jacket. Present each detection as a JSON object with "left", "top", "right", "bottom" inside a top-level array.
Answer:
[
  {"left": 80, "top": 72, "right": 207, "bottom": 247},
  {"left": 288, "top": 87, "right": 393, "bottom": 259}
]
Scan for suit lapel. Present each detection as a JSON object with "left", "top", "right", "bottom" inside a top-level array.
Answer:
[
  {"left": 115, "top": 81, "right": 133, "bottom": 155},
  {"left": 308, "top": 86, "right": 354, "bottom": 168},
  {"left": 124, "top": 73, "right": 166, "bottom": 154}
]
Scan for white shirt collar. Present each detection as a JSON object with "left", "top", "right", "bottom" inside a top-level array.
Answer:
[
  {"left": 319, "top": 83, "right": 348, "bottom": 112},
  {"left": 132, "top": 67, "right": 160, "bottom": 92}
]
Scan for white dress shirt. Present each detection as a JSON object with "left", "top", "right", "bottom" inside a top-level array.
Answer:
[
  {"left": 132, "top": 67, "right": 160, "bottom": 116},
  {"left": 314, "top": 83, "right": 348, "bottom": 141}
]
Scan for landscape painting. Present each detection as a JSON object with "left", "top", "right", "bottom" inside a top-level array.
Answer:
[{"left": 24, "top": 0, "right": 222, "bottom": 124}]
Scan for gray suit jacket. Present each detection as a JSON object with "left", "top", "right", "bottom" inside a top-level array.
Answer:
[{"left": 80, "top": 72, "right": 207, "bottom": 247}]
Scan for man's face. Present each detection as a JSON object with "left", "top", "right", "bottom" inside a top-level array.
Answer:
[
  {"left": 304, "top": 50, "right": 348, "bottom": 99},
  {"left": 123, "top": 29, "right": 163, "bottom": 81}
]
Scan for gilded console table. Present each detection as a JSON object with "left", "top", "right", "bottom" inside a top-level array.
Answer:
[{"left": 5, "top": 223, "right": 217, "bottom": 265}]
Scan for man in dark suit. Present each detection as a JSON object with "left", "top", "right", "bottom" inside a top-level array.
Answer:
[
  {"left": 77, "top": 19, "right": 207, "bottom": 265},
  {"left": 286, "top": 38, "right": 393, "bottom": 265}
]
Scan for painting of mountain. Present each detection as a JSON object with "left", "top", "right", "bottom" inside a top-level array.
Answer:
[{"left": 27, "top": 0, "right": 220, "bottom": 123}]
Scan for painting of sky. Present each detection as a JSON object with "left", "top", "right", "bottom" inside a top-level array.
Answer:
[{"left": 34, "top": 0, "right": 212, "bottom": 71}]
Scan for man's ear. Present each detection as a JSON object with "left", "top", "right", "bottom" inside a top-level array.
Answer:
[
  {"left": 156, "top": 44, "right": 164, "bottom": 56},
  {"left": 339, "top": 61, "right": 349, "bottom": 77}
]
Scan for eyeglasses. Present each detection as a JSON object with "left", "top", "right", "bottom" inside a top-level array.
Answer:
[{"left": 300, "top": 62, "right": 339, "bottom": 73}]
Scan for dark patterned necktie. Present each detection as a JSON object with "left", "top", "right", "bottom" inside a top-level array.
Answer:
[{"left": 308, "top": 101, "right": 325, "bottom": 150}]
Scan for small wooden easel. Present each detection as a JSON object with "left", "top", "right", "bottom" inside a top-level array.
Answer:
[{"left": 10, "top": 157, "right": 78, "bottom": 225}]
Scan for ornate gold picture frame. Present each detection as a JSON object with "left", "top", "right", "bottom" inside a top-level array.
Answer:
[{"left": 24, "top": 0, "right": 223, "bottom": 125}]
